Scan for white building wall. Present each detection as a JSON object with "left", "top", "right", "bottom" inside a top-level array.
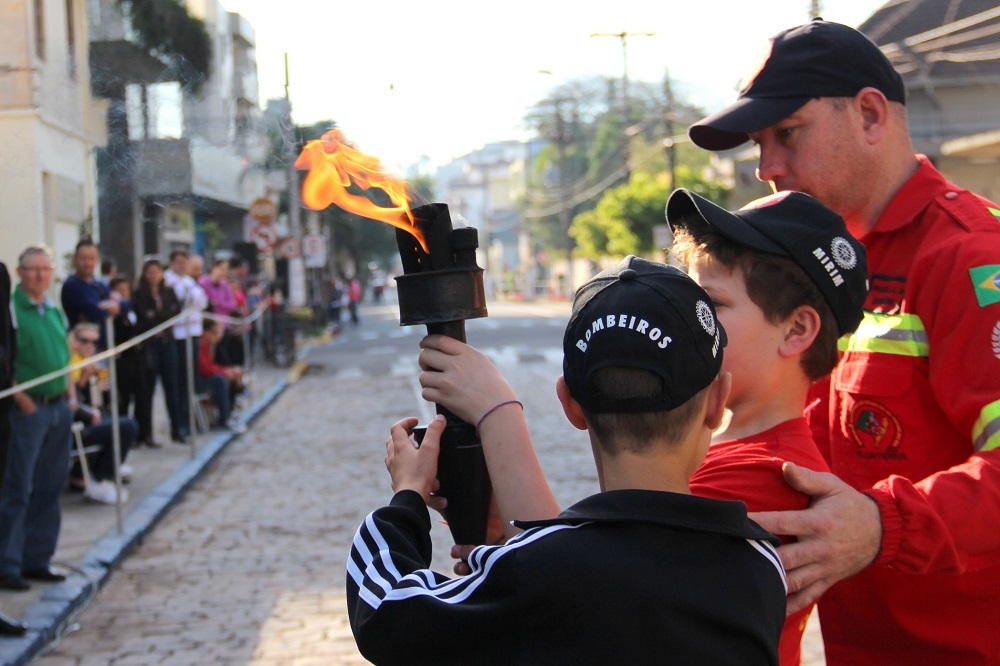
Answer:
[{"left": 0, "top": 0, "right": 104, "bottom": 284}]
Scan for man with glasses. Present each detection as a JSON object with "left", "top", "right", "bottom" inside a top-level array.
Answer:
[{"left": 0, "top": 245, "right": 75, "bottom": 591}]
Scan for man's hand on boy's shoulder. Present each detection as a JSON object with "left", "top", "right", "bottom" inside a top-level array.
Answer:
[
  {"left": 750, "top": 462, "right": 883, "bottom": 615},
  {"left": 386, "top": 415, "right": 444, "bottom": 503}
]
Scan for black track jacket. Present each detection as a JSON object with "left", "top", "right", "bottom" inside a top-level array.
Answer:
[{"left": 348, "top": 488, "right": 786, "bottom": 665}]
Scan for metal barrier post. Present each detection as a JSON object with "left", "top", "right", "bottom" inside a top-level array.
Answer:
[
  {"left": 104, "top": 318, "right": 124, "bottom": 534},
  {"left": 185, "top": 328, "right": 197, "bottom": 460}
]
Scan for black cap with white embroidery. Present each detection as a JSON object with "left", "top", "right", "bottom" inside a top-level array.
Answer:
[
  {"left": 563, "top": 256, "right": 726, "bottom": 414},
  {"left": 666, "top": 189, "right": 868, "bottom": 335}
]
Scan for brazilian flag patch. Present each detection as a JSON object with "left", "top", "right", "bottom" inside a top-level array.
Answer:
[{"left": 970, "top": 264, "right": 1000, "bottom": 307}]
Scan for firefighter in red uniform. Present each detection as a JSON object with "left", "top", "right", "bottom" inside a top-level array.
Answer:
[{"left": 690, "top": 19, "right": 1000, "bottom": 665}]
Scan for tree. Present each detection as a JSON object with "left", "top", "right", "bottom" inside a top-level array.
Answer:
[
  {"left": 523, "top": 71, "right": 727, "bottom": 262},
  {"left": 115, "top": 0, "right": 213, "bottom": 93},
  {"left": 569, "top": 165, "right": 728, "bottom": 261}
]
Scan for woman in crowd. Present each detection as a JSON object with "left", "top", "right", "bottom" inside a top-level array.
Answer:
[
  {"left": 199, "top": 259, "right": 239, "bottom": 365},
  {"left": 131, "top": 258, "right": 184, "bottom": 445}
]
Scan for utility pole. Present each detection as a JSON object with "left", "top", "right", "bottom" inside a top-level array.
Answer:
[
  {"left": 590, "top": 31, "right": 655, "bottom": 175},
  {"left": 284, "top": 52, "right": 306, "bottom": 306},
  {"left": 554, "top": 99, "right": 573, "bottom": 298},
  {"left": 662, "top": 68, "right": 677, "bottom": 188}
]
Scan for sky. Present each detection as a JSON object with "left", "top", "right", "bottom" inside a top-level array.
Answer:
[{"left": 220, "top": 0, "right": 889, "bottom": 170}]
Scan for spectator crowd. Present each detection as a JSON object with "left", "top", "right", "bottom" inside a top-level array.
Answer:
[{"left": 0, "top": 242, "right": 260, "bottom": 608}]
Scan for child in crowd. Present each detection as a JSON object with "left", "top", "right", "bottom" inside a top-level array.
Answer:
[
  {"left": 198, "top": 318, "right": 245, "bottom": 433},
  {"left": 68, "top": 322, "right": 137, "bottom": 504},
  {"left": 417, "top": 189, "right": 867, "bottom": 665},
  {"left": 348, "top": 257, "right": 786, "bottom": 665}
]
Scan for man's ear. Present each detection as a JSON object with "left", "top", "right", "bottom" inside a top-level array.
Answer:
[
  {"left": 704, "top": 372, "right": 731, "bottom": 431},
  {"left": 555, "top": 376, "right": 588, "bottom": 431},
  {"left": 780, "top": 305, "right": 822, "bottom": 359},
  {"left": 855, "top": 87, "right": 890, "bottom": 144}
]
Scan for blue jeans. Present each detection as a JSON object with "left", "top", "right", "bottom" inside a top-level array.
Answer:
[
  {"left": 137, "top": 340, "right": 181, "bottom": 439},
  {"left": 197, "top": 375, "right": 231, "bottom": 425},
  {"left": 78, "top": 416, "right": 138, "bottom": 482},
  {"left": 0, "top": 399, "right": 72, "bottom": 576}
]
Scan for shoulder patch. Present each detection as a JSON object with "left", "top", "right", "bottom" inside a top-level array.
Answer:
[{"left": 970, "top": 265, "right": 1000, "bottom": 307}]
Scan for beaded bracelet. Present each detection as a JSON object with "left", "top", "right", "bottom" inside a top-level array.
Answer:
[{"left": 475, "top": 399, "right": 523, "bottom": 432}]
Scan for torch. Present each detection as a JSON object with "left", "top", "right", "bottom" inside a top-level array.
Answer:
[
  {"left": 396, "top": 203, "right": 492, "bottom": 546},
  {"left": 294, "top": 130, "right": 493, "bottom": 545}
]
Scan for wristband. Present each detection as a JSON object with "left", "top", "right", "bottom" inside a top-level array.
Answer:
[{"left": 475, "top": 400, "right": 523, "bottom": 432}]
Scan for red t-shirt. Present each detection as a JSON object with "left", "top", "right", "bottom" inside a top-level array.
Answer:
[
  {"left": 690, "top": 418, "right": 831, "bottom": 666},
  {"left": 199, "top": 338, "right": 226, "bottom": 378}
]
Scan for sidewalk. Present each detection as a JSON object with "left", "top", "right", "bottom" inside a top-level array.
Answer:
[{"left": 0, "top": 344, "right": 316, "bottom": 666}]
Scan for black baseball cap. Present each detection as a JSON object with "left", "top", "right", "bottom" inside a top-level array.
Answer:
[
  {"left": 563, "top": 256, "right": 726, "bottom": 414},
  {"left": 689, "top": 19, "right": 906, "bottom": 151},
  {"left": 666, "top": 189, "right": 868, "bottom": 336}
]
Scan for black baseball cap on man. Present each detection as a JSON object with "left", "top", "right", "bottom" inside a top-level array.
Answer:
[
  {"left": 689, "top": 19, "right": 906, "bottom": 151},
  {"left": 563, "top": 256, "right": 726, "bottom": 414},
  {"left": 666, "top": 189, "right": 868, "bottom": 336}
]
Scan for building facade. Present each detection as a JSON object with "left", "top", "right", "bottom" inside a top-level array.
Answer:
[{"left": 0, "top": 0, "right": 107, "bottom": 277}]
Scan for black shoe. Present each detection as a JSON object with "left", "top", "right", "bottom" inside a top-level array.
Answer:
[
  {"left": 170, "top": 432, "right": 191, "bottom": 444},
  {"left": 21, "top": 568, "right": 66, "bottom": 583},
  {"left": 0, "top": 574, "right": 29, "bottom": 591},
  {"left": 141, "top": 438, "right": 163, "bottom": 449},
  {"left": 0, "top": 611, "right": 27, "bottom": 637}
]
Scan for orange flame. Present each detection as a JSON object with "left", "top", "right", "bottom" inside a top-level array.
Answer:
[{"left": 294, "top": 129, "right": 426, "bottom": 251}]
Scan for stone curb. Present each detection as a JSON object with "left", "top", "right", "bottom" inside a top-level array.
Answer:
[{"left": 0, "top": 379, "right": 291, "bottom": 666}]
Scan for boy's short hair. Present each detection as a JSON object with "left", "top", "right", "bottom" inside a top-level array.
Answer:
[
  {"left": 563, "top": 256, "right": 726, "bottom": 446},
  {"left": 585, "top": 368, "right": 712, "bottom": 452}
]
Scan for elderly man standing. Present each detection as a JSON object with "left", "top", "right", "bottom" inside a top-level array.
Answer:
[
  {"left": 0, "top": 245, "right": 74, "bottom": 591},
  {"left": 164, "top": 250, "right": 207, "bottom": 443}
]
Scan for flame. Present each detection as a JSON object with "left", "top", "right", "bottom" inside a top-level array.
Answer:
[{"left": 294, "top": 129, "right": 426, "bottom": 251}]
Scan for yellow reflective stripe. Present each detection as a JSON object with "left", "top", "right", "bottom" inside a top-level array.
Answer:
[
  {"left": 838, "top": 312, "right": 929, "bottom": 357},
  {"left": 974, "top": 400, "right": 1000, "bottom": 452}
]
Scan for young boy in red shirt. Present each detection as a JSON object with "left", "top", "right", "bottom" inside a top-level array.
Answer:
[
  {"left": 418, "top": 189, "right": 867, "bottom": 664},
  {"left": 199, "top": 318, "right": 245, "bottom": 433}
]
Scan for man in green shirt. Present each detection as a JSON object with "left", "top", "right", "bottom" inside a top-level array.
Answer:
[{"left": 0, "top": 245, "right": 75, "bottom": 591}]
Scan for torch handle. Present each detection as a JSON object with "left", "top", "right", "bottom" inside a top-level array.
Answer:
[
  {"left": 426, "top": 321, "right": 467, "bottom": 420},
  {"left": 421, "top": 319, "right": 492, "bottom": 545}
]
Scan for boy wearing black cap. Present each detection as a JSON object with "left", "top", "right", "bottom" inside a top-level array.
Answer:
[
  {"left": 348, "top": 258, "right": 786, "bottom": 665},
  {"left": 420, "top": 190, "right": 867, "bottom": 665},
  {"left": 689, "top": 18, "right": 1000, "bottom": 666},
  {"left": 667, "top": 188, "right": 866, "bottom": 665}
]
